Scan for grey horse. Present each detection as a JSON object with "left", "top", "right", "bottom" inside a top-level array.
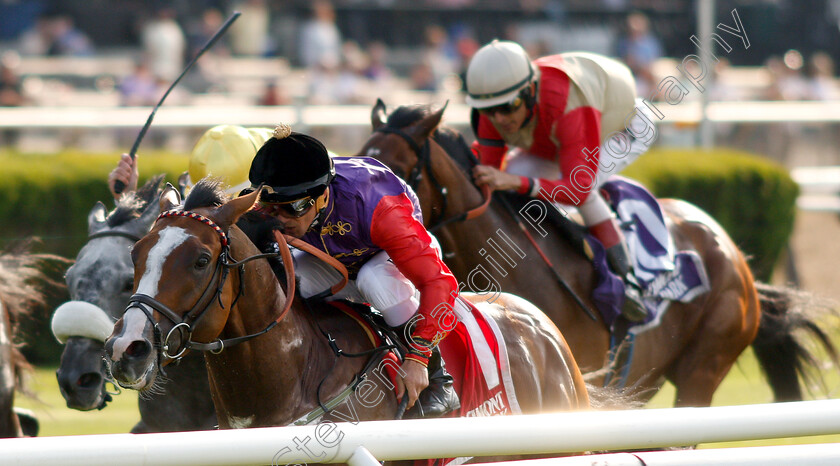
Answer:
[{"left": 51, "top": 176, "right": 216, "bottom": 432}]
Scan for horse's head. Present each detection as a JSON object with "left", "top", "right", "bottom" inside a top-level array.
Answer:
[
  {"left": 360, "top": 98, "right": 446, "bottom": 188},
  {"left": 52, "top": 176, "right": 162, "bottom": 410},
  {"left": 105, "top": 180, "right": 261, "bottom": 391}
]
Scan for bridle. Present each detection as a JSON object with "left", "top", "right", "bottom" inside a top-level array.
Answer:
[
  {"left": 374, "top": 126, "right": 491, "bottom": 232},
  {"left": 124, "top": 209, "right": 310, "bottom": 361}
]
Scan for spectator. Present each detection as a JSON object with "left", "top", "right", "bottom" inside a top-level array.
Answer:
[
  {"left": 0, "top": 63, "right": 24, "bottom": 107},
  {"left": 298, "top": 0, "right": 341, "bottom": 70},
  {"left": 0, "top": 62, "right": 24, "bottom": 145},
  {"left": 616, "top": 12, "right": 662, "bottom": 97},
  {"left": 141, "top": 7, "right": 187, "bottom": 82},
  {"left": 118, "top": 61, "right": 159, "bottom": 107},
  {"left": 420, "top": 25, "right": 458, "bottom": 91},
  {"left": 229, "top": 0, "right": 270, "bottom": 56},
  {"left": 763, "top": 53, "right": 809, "bottom": 101},
  {"left": 45, "top": 14, "right": 94, "bottom": 56},
  {"left": 805, "top": 51, "right": 838, "bottom": 101},
  {"left": 258, "top": 80, "right": 290, "bottom": 106},
  {"left": 187, "top": 8, "right": 231, "bottom": 59},
  {"left": 362, "top": 41, "right": 394, "bottom": 84}
]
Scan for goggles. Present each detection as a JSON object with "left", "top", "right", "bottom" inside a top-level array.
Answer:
[
  {"left": 241, "top": 186, "right": 318, "bottom": 218},
  {"left": 477, "top": 95, "right": 524, "bottom": 117}
]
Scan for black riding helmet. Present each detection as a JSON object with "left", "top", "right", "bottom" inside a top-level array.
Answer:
[{"left": 247, "top": 124, "right": 336, "bottom": 203}]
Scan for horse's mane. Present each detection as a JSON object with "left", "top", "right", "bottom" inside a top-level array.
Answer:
[
  {"left": 183, "top": 178, "right": 290, "bottom": 285},
  {"left": 106, "top": 174, "right": 165, "bottom": 228},
  {"left": 183, "top": 177, "right": 229, "bottom": 210},
  {"left": 385, "top": 104, "right": 479, "bottom": 173}
]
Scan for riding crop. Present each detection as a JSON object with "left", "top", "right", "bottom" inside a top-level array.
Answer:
[
  {"left": 113, "top": 11, "right": 242, "bottom": 194},
  {"left": 496, "top": 195, "right": 599, "bottom": 322}
]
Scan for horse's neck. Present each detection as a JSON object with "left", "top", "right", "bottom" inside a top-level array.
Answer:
[
  {"left": 427, "top": 139, "right": 484, "bottom": 212},
  {"left": 207, "top": 238, "right": 364, "bottom": 427}
]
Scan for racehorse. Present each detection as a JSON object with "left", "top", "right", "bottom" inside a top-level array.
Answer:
[
  {"left": 104, "top": 179, "right": 589, "bottom": 438},
  {"left": 359, "top": 100, "right": 839, "bottom": 407},
  {"left": 0, "top": 243, "right": 62, "bottom": 437},
  {"left": 51, "top": 176, "right": 217, "bottom": 432}
]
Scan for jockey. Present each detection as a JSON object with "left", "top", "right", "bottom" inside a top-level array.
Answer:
[
  {"left": 465, "top": 39, "right": 651, "bottom": 322},
  {"left": 243, "top": 124, "right": 460, "bottom": 418},
  {"left": 108, "top": 125, "right": 273, "bottom": 200}
]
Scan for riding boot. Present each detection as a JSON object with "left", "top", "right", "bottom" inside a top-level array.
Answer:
[
  {"left": 605, "top": 241, "right": 648, "bottom": 323},
  {"left": 404, "top": 345, "right": 461, "bottom": 419},
  {"left": 589, "top": 218, "right": 648, "bottom": 323}
]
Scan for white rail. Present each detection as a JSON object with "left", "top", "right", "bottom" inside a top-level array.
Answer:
[
  {"left": 1, "top": 101, "right": 840, "bottom": 130},
  {"left": 2, "top": 400, "right": 840, "bottom": 466},
  {"left": 471, "top": 443, "right": 840, "bottom": 466}
]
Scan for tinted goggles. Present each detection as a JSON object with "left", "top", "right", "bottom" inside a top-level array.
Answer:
[
  {"left": 241, "top": 187, "right": 317, "bottom": 218},
  {"left": 477, "top": 95, "right": 524, "bottom": 117}
]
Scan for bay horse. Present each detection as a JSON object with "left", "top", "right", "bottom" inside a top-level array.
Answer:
[
  {"left": 51, "top": 176, "right": 217, "bottom": 432},
  {"left": 104, "top": 179, "right": 588, "bottom": 438},
  {"left": 0, "top": 243, "right": 64, "bottom": 437},
  {"left": 359, "top": 100, "right": 838, "bottom": 407}
]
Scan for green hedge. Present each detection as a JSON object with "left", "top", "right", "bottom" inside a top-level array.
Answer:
[
  {"left": 0, "top": 147, "right": 797, "bottom": 363},
  {"left": 0, "top": 151, "right": 187, "bottom": 259},
  {"left": 623, "top": 147, "right": 799, "bottom": 282},
  {"left": 1, "top": 150, "right": 187, "bottom": 364}
]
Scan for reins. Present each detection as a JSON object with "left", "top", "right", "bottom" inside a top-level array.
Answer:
[
  {"left": 126, "top": 210, "right": 300, "bottom": 359},
  {"left": 129, "top": 206, "right": 406, "bottom": 420},
  {"left": 374, "top": 126, "right": 491, "bottom": 232}
]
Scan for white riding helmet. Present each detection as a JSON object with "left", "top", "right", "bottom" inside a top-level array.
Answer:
[
  {"left": 465, "top": 39, "right": 537, "bottom": 109},
  {"left": 187, "top": 125, "right": 274, "bottom": 195}
]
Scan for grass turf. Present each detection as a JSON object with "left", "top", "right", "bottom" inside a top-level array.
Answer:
[{"left": 11, "top": 341, "right": 840, "bottom": 448}]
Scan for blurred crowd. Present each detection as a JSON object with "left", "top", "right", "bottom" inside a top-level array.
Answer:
[{"left": 0, "top": 0, "right": 837, "bottom": 111}]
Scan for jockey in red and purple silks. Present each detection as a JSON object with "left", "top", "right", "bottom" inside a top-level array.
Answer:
[{"left": 245, "top": 125, "right": 459, "bottom": 418}]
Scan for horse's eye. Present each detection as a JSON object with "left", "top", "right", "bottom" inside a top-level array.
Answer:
[
  {"left": 195, "top": 254, "right": 211, "bottom": 269},
  {"left": 123, "top": 278, "right": 134, "bottom": 292}
]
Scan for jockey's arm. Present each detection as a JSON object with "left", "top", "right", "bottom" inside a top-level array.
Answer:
[
  {"left": 369, "top": 194, "right": 458, "bottom": 366},
  {"left": 470, "top": 114, "right": 534, "bottom": 195},
  {"left": 536, "top": 104, "right": 602, "bottom": 206}
]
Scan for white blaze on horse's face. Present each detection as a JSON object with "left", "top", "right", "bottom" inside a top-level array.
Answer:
[
  {"left": 118, "top": 226, "right": 191, "bottom": 350},
  {"left": 136, "top": 227, "right": 191, "bottom": 297}
]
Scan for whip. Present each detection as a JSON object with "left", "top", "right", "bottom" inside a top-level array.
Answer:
[{"left": 114, "top": 11, "right": 241, "bottom": 194}]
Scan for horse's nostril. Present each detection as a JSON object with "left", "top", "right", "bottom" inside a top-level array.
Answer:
[
  {"left": 77, "top": 372, "right": 102, "bottom": 389},
  {"left": 125, "top": 340, "right": 151, "bottom": 359}
]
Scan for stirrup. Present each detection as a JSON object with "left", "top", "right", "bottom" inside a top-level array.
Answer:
[{"left": 622, "top": 281, "right": 648, "bottom": 322}]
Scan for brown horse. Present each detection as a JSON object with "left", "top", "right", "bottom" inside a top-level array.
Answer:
[
  {"left": 104, "top": 179, "right": 588, "bottom": 439},
  {"left": 359, "top": 100, "right": 838, "bottom": 407}
]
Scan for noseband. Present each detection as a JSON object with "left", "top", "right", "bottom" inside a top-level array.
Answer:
[{"left": 125, "top": 210, "right": 295, "bottom": 361}]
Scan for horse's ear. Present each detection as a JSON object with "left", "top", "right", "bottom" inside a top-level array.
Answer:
[
  {"left": 159, "top": 183, "right": 181, "bottom": 212},
  {"left": 409, "top": 103, "right": 446, "bottom": 143},
  {"left": 137, "top": 194, "right": 162, "bottom": 226},
  {"left": 213, "top": 186, "right": 261, "bottom": 231},
  {"left": 87, "top": 201, "right": 108, "bottom": 234},
  {"left": 371, "top": 98, "right": 387, "bottom": 130}
]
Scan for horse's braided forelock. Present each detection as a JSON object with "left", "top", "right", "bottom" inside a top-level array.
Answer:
[{"left": 158, "top": 210, "right": 229, "bottom": 247}]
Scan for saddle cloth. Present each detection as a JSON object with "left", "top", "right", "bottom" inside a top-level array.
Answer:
[
  {"left": 417, "top": 297, "right": 522, "bottom": 466},
  {"left": 597, "top": 176, "right": 711, "bottom": 329}
]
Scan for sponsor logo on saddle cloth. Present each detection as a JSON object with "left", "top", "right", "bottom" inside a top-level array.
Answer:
[{"left": 600, "top": 176, "right": 711, "bottom": 331}]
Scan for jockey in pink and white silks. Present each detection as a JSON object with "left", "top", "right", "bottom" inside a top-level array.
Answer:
[{"left": 465, "top": 40, "right": 655, "bottom": 322}]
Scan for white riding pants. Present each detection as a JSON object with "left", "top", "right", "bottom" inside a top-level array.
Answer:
[{"left": 293, "top": 236, "right": 444, "bottom": 328}]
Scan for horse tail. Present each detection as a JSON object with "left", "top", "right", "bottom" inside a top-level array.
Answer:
[{"left": 752, "top": 282, "right": 839, "bottom": 401}]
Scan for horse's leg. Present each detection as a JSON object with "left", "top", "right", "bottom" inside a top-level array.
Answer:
[{"left": 667, "top": 275, "right": 760, "bottom": 407}]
